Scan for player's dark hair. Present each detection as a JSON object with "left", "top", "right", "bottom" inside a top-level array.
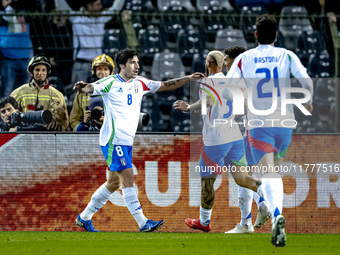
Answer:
[
  {"left": 256, "top": 14, "right": 278, "bottom": 44},
  {"left": 0, "top": 96, "right": 18, "bottom": 110},
  {"left": 115, "top": 49, "right": 139, "bottom": 73},
  {"left": 224, "top": 46, "right": 246, "bottom": 59}
]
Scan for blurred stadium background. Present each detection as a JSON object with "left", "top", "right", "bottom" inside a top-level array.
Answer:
[{"left": 1, "top": 0, "right": 340, "bottom": 133}]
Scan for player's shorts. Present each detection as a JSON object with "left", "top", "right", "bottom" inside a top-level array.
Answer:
[
  {"left": 243, "top": 136, "right": 255, "bottom": 166},
  {"left": 247, "top": 127, "right": 293, "bottom": 165},
  {"left": 100, "top": 143, "right": 133, "bottom": 171},
  {"left": 199, "top": 139, "right": 247, "bottom": 177}
]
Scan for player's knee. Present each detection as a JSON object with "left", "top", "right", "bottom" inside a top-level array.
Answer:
[
  {"left": 106, "top": 179, "right": 120, "bottom": 192},
  {"left": 116, "top": 168, "right": 134, "bottom": 188},
  {"left": 106, "top": 174, "right": 121, "bottom": 192}
]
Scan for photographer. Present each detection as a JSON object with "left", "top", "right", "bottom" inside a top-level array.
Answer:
[
  {"left": 0, "top": 96, "right": 48, "bottom": 132},
  {"left": 70, "top": 54, "right": 114, "bottom": 131},
  {"left": 76, "top": 96, "right": 104, "bottom": 132},
  {"left": 10, "top": 54, "right": 69, "bottom": 131}
]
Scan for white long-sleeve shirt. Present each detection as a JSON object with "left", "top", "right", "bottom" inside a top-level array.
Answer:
[{"left": 54, "top": 0, "right": 120, "bottom": 61}]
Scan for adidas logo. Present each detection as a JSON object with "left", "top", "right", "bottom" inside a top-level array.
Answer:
[{"left": 117, "top": 88, "right": 123, "bottom": 93}]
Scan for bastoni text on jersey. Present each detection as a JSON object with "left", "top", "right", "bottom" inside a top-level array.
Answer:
[{"left": 254, "top": 56, "right": 280, "bottom": 63}]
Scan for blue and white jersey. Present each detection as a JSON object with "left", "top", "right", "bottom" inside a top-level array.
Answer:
[
  {"left": 91, "top": 74, "right": 161, "bottom": 146},
  {"left": 225, "top": 45, "right": 313, "bottom": 129},
  {"left": 199, "top": 72, "right": 243, "bottom": 146}
]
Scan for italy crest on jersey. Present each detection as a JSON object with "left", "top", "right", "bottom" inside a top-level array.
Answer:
[{"left": 120, "top": 158, "right": 127, "bottom": 166}]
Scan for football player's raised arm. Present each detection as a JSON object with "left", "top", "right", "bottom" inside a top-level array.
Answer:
[
  {"left": 189, "top": 99, "right": 203, "bottom": 112},
  {"left": 73, "top": 81, "right": 94, "bottom": 94},
  {"left": 157, "top": 73, "right": 205, "bottom": 92},
  {"left": 173, "top": 96, "right": 212, "bottom": 113}
]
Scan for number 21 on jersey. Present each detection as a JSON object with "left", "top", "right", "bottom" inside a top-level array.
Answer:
[{"left": 256, "top": 67, "right": 280, "bottom": 98}]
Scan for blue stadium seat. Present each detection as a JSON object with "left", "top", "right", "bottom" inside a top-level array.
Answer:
[
  {"left": 307, "top": 50, "right": 335, "bottom": 78},
  {"left": 170, "top": 108, "right": 191, "bottom": 132},
  {"left": 102, "top": 28, "right": 127, "bottom": 59},
  {"left": 296, "top": 30, "right": 327, "bottom": 67},
  {"left": 130, "top": 15, "right": 144, "bottom": 38},
  {"left": 156, "top": 1, "right": 187, "bottom": 49},
  {"left": 274, "top": 30, "right": 285, "bottom": 48},
  {"left": 197, "top": 0, "right": 234, "bottom": 49},
  {"left": 295, "top": 77, "right": 336, "bottom": 133},
  {"left": 177, "top": 25, "right": 204, "bottom": 73},
  {"left": 151, "top": 50, "right": 186, "bottom": 131},
  {"left": 235, "top": 0, "right": 286, "bottom": 12},
  {"left": 159, "top": 20, "right": 184, "bottom": 49},
  {"left": 178, "top": 0, "right": 196, "bottom": 12},
  {"left": 157, "top": 0, "right": 195, "bottom": 12},
  {"left": 327, "top": 101, "right": 337, "bottom": 133},
  {"left": 278, "top": 6, "right": 313, "bottom": 51},
  {"left": 151, "top": 50, "right": 185, "bottom": 81},
  {"left": 214, "top": 27, "right": 248, "bottom": 51},
  {"left": 240, "top": 5, "right": 267, "bottom": 45},
  {"left": 191, "top": 50, "right": 209, "bottom": 74},
  {"left": 199, "top": 18, "right": 225, "bottom": 49},
  {"left": 138, "top": 25, "right": 165, "bottom": 74},
  {"left": 313, "top": 78, "right": 336, "bottom": 132},
  {"left": 123, "top": 0, "right": 156, "bottom": 36},
  {"left": 124, "top": 0, "right": 156, "bottom": 12},
  {"left": 196, "top": 0, "right": 233, "bottom": 13},
  {"left": 235, "top": 0, "right": 270, "bottom": 11},
  {"left": 271, "top": 0, "right": 285, "bottom": 4},
  {"left": 124, "top": 0, "right": 142, "bottom": 11}
]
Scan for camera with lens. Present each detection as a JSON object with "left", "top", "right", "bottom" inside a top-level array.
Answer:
[
  {"left": 10, "top": 110, "right": 53, "bottom": 128},
  {"left": 91, "top": 108, "right": 104, "bottom": 120}
]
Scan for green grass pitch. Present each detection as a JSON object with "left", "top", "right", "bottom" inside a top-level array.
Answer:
[{"left": 1, "top": 232, "right": 340, "bottom": 255}]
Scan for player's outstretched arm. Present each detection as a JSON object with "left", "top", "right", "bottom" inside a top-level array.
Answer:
[
  {"left": 157, "top": 72, "right": 205, "bottom": 92},
  {"left": 173, "top": 96, "right": 213, "bottom": 113},
  {"left": 73, "top": 81, "right": 94, "bottom": 94},
  {"left": 173, "top": 100, "right": 191, "bottom": 111}
]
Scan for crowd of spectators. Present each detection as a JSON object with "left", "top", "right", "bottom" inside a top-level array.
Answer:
[{"left": 0, "top": 0, "right": 339, "bottom": 132}]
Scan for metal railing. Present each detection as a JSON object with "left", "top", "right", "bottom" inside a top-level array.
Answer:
[{"left": 0, "top": 11, "right": 339, "bottom": 133}]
